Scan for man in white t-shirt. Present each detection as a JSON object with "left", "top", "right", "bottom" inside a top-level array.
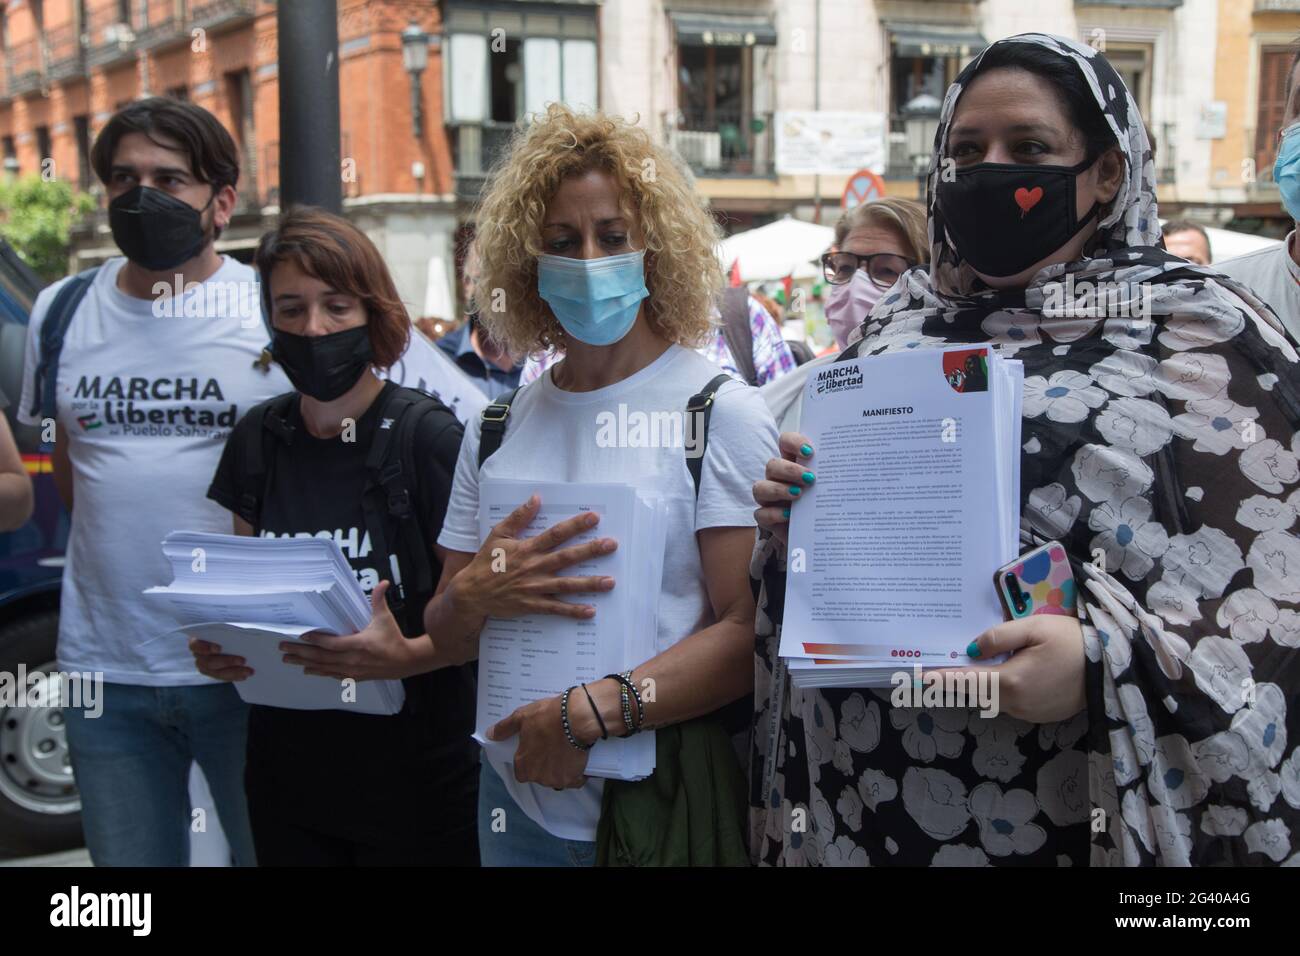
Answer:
[
  {"left": 17, "top": 98, "right": 288, "bottom": 865},
  {"left": 1219, "top": 48, "right": 1300, "bottom": 344}
]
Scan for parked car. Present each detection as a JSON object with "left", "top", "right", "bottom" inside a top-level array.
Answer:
[{"left": 0, "top": 239, "right": 82, "bottom": 856}]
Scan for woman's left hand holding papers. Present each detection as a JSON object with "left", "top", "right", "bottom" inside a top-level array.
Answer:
[{"left": 279, "top": 580, "right": 433, "bottom": 682}]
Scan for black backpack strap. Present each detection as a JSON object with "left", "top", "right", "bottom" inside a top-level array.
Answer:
[
  {"left": 685, "top": 373, "right": 732, "bottom": 498},
  {"left": 234, "top": 392, "right": 296, "bottom": 530},
  {"left": 361, "top": 387, "right": 424, "bottom": 621},
  {"left": 719, "top": 286, "right": 758, "bottom": 386},
  {"left": 477, "top": 385, "right": 520, "bottom": 469},
  {"left": 29, "top": 267, "right": 99, "bottom": 420}
]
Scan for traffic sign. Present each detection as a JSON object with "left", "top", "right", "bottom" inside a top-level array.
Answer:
[{"left": 841, "top": 168, "right": 887, "bottom": 210}]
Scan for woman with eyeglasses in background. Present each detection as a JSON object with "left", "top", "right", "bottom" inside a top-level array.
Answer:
[{"left": 761, "top": 198, "right": 928, "bottom": 433}]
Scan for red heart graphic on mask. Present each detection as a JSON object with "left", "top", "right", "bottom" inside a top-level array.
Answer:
[{"left": 1014, "top": 186, "right": 1044, "bottom": 216}]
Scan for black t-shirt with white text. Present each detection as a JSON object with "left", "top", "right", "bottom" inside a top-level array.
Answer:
[{"left": 209, "top": 382, "right": 476, "bottom": 843}]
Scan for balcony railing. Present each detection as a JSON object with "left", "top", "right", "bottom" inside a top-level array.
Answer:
[
  {"left": 190, "top": 0, "right": 257, "bottom": 34},
  {"left": 46, "top": 23, "right": 89, "bottom": 83},
  {"left": 257, "top": 132, "right": 355, "bottom": 207},
  {"left": 6, "top": 40, "right": 43, "bottom": 96},
  {"left": 451, "top": 121, "right": 516, "bottom": 203},
  {"left": 662, "top": 110, "right": 775, "bottom": 178},
  {"left": 86, "top": 6, "right": 138, "bottom": 69},
  {"left": 135, "top": 7, "right": 190, "bottom": 52}
]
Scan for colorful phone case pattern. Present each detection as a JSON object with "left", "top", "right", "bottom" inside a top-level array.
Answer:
[{"left": 1001, "top": 543, "right": 1076, "bottom": 618}]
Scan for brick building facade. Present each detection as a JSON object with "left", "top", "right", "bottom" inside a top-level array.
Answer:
[{"left": 0, "top": 0, "right": 460, "bottom": 318}]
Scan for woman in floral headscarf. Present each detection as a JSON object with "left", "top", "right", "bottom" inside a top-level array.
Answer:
[{"left": 749, "top": 33, "right": 1300, "bottom": 866}]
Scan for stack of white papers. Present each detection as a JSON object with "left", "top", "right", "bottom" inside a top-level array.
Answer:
[
  {"left": 473, "top": 479, "right": 665, "bottom": 781},
  {"left": 144, "top": 531, "right": 405, "bottom": 714},
  {"left": 782, "top": 345, "right": 1023, "bottom": 688}
]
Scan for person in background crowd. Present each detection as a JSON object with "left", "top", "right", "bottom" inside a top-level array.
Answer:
[
  {"left": 751, "top": 292, "right": 783, "bottom": 325},
  {"left": 520, "top": 282, "right": 797, "bottom": 387},
  {"left": 194, "top": 207, "right": 479, "bottom": 866},
  {"left": 751, "top": 34, "right": 1299, "bottom": 866},
  {"left": 16, "top": 97, "right": 288, "bottom": 866},
  {"left": 1219, "top": 43, "right": 1300, "bottom": 342},
  {"left": 422, "top": 105, "right": 777, "bottom": 866},
  {"left": 0, "top": 385, "right": 33, "bottom": 531},
  {"left": 1162, "top": 219, "right": 1212, "bottom": 266},
  {"left": 760, "top": 197, "right": 928, "bottom": 432},
  {"left": 437, "top": 240, "right": 523, "bottom": 399}
]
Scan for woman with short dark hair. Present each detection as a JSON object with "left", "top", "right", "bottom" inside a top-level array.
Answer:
[{"left": 193, "top": 207, "right": 479, "bottom": 865}]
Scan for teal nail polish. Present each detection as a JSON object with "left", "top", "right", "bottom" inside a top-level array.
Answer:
[
  {"left": 782, "top": 507, "right": 790, "bottom": 518},
  {"left": 802, "top": 471, "right": 815, "bottom": 484},
  {"left": 800, "top": 444, "right": 813, "bottom": 457},
  {"left": 966, "top": 641, "right": 982, "bottom": 659},
  {"left": 789, "top": 485, "right": 801, "bottom": 496}
]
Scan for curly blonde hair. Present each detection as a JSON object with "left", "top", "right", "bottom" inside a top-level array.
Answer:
[{"left": 472, "top": 104, "right": 724, "bottom": 355}]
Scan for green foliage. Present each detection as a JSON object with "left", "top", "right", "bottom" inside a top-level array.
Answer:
[{"left": 0, "top": 174, "right": 96, "bottom": 282}]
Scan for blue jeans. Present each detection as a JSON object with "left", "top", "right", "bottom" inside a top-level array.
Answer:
[
  {"left": 477, "top": 759, "right": 595, "bottom": 867},
  {"left": 63, "top": 681, "right": 256, "bottom": 867}
]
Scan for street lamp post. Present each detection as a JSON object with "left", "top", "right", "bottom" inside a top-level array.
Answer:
[
  {"left": 401, "top": 23, "right": 429, "bottom": 140},
  {"left": 902, "top": 94, "right": 942, "bottom": 203},
  {"left": 277, "top": 0, "right": 342, "bottom": 213}
]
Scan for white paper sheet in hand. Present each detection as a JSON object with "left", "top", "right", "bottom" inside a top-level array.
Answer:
[
  {"left": 782, "top": 346, "right": 1022, "bottom": 688},
  {"left": 472, "top": 479, "right": 663, "bottom": 782},
  {"left": 177, "top": 622, "right": 404, "bottom": 714}
]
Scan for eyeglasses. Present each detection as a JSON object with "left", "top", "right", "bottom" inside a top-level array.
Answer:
[{"left": 821, "top": 251, "right": 916, "bottom": 289}]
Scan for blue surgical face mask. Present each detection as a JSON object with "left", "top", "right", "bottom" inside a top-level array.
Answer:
[
  {"left": 537, "top": 249, "right": 649, "bottom": 346},
  {"left": 1275, "top": 121, "right": 1300, "bottom": 221}
]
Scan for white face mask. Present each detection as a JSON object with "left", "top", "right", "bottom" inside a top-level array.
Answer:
[{"left": 824, "top": 269, "right": 885, "bottom": 348}]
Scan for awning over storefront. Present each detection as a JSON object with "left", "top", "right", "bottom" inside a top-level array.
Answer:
[
  {"left": 670, "top": 12, "right": 777, "bottom": 47},
  {"left": 887, "top": 23, "right": 988, "bottom": 59}
]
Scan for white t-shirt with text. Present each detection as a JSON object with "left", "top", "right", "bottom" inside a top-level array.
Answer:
[{"left": 18, "top": 256, "right": 289, "bottom": 685}]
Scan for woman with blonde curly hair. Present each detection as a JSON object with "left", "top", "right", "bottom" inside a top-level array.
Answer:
[{"left": 421, "top": 105, "right": 779, "bottom": 866}]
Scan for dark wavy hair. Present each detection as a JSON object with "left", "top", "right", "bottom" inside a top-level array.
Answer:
[
  {"left": 254, "top": 206, "right": 410, "bottom": 370},
  {"left": 91, "top": 97, "right": 240, "bottom": 191}
]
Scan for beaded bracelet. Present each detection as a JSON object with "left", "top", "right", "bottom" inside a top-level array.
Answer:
[
  {"left": 622, "top": 669, "right": 643, "bottom": 731},
  {"left": 618, "top": 678, "right": 632, "bottom": 735},
  {"left": 560, "top": 686, "right": 593, "bottom": 751},
  {"left": 605, "top": 671, "right": 644, "bottom": 735}
]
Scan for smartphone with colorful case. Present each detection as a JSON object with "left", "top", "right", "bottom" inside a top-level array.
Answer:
[{"left": 995, "top": 541, "right": 1077, "bottom": 620}]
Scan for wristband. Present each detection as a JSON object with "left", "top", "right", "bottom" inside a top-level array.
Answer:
[{"left": 605, "top": 671, "right": 644, "bottom": 735}]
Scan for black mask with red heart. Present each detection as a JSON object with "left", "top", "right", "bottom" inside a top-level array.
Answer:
[{"left": 935, "top": 158, "right": 1100, "bottom": 278}]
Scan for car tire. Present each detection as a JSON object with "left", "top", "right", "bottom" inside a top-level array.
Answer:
[{"left": 0, "top": 610, "right": 83, "bottom": 857}]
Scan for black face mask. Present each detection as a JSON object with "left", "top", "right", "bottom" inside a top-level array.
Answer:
[
  {"left": 935, "top": 158, "right": 1101, "bottom": 278},
  {"left": 109, "top": 184, "right": 214, "bottom": 271},
  {"left": 270, "top": 326, "right": 374, "bottom": 402}
]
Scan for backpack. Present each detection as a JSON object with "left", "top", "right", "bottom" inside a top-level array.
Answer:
[
  {"left": 476, "top": 371, "right": 753, "bottom": 737},
  {"left": 27, "top": 266, "right": 99, "bottom": 421},
  {"left": 717, "top": 287, "right": 758, "bottom": 387},
  {"left": 233, "top": 384, "right": 460, "bottom": 638}
]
